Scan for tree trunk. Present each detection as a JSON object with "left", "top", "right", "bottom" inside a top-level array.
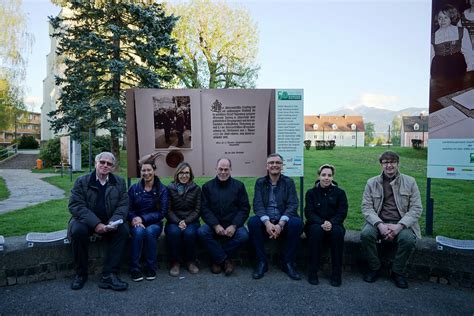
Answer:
[{"left": 111, "top": 12, "right": 121, "bottom": 169}]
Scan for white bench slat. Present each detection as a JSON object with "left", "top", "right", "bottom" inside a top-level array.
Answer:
[
  {"left": 26, "top": 230, "right": 68, "bottom": 247},
  {"left": 436, "top": 236, "right": 474, "bottom": 251}
]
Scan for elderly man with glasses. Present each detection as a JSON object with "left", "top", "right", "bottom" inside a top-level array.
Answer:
[
  {"left": 360, "top": 151, "right": 423, "bottom": 289},
  {"left": 248, "top": 153, "right": 302, "bottom": 280},
  {"left": 68, "top": 152, "right": 129, "bottom": 291}
]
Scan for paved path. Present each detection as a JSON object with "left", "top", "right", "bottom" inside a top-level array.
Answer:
[
  {"left": 0, "top": 268, "right": 473, "bottom": 315},
  {"left": 0, "top": 169, "right": 65, "bottom": 214}
]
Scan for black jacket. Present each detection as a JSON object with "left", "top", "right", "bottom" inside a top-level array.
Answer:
[
  {"left": 201, "top": 177, "right": 250, "bottom": 228},
  {"left": 304, "top": 180, "right": 348, "bottom": 226},
  {"left": 167, "top": 182, "right": 201, "bottom": 225},
  {"left": 68, "top": 171, "right": 128, "bottom": 229}
]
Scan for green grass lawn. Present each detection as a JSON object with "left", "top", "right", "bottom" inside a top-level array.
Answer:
[
  {"left": 0, "top": 176, "right": 9, "bottom": 201},
  {"left": 0, "top": 147, "right": 472, "bottom": 239}
]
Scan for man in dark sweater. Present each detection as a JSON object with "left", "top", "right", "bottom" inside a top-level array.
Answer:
[
  {"left": 198, "top": 158, "right": 250, "bottom": 276},
  {"left": 68, "top": 152, "right": 129, "bottom": 291}
]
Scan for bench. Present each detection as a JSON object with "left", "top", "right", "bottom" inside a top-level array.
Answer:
[
  {"left": 436, "top": 236, "right": 474, "bottom": 251},
  {"left": 26, "top": 230, "right": 69, "bottom": 247},
  {"left": 25, "top": 230, "right": 104, "bottom": 247},
  {"left": 53, "top": 164, "right": 71, "bottom": 172},
  {"left": 0, "top": 235, "right": 4, "bottom": 251}
]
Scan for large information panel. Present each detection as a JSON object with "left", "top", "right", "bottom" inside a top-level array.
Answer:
[{"left": 127, "top": 89, "right": 304, "bottom": 178}]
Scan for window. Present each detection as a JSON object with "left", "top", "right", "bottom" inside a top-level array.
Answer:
[
  {"left": 312, "top": 123, "right": 318, "bottom": 130},
  {"left": 414, "top": 123, "right": 419, "bottom": 131},
  {"left": 352, "top": 135, "right": 356, "bottom": 139},
  {"left": 331, "top": 124, "right": 337, "bottom": 130},
  {"left": 351, "top": 123, "right": 357, "bottom": 130}
]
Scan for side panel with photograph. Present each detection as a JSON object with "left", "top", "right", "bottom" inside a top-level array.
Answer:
[
  {"left": 428, "top": 0, "right": 474, "bottom": 180},
  {"left": 133, "top": 89, "right": 203, "bottom": 177}
]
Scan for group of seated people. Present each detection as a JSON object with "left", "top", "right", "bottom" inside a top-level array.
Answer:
[{"left": 68, "top": 150, "right": 423, "bottom": 292}]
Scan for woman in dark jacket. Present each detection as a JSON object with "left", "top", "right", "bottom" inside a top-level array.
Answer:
[
  {"left": 128, "top": 160, "right": 168, "bottom": 282},
  {"left": 304, "top": 164, "right": 348, "bottom": 287},
  {"left": 166, "top": 162, "right": 201, "bottom": 276}
]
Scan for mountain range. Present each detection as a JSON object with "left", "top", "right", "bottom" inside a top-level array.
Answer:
[{"left": 324, "top": 106, "right": 428, "bottom": 133}]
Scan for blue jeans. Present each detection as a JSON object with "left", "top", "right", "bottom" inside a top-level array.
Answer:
[
  {"left": 248, "top": 215, "right": 303, "bottom": 264},
  {"left": 129, "top": 223, "right": 162, "bottom": 271},
  {"left": 165, "top": 222, "right": 200, "bottom": 263},
  {"left": 197, "top": 224, "right": 249, "bottom": 263}
]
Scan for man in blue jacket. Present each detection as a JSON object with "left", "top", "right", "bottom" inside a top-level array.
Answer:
[
  {"left": 198, "top": 157, "right": 250, "bottom": 276},
  {"left": 248, "top": 153, "right": 303, "bottom": 280},
  {"left": 68, "top": 152, "right": 129, "bottom": 291}
]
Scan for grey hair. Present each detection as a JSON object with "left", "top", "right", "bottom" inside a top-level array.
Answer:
[
  {"left": 267, "top": 153, "right": 283, "bottom": 161},
  {"left": 95, "top": 152, "right": 116, "bottom": 165},
  {"left": 216, "top": 157, "right": 232, "bottom": 168}
]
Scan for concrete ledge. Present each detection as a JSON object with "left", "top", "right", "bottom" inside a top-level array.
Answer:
[{"left": 0, "top": 230, "right": 473, "bottom": 288}]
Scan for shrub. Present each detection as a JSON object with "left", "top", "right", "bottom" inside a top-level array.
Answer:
[
  {"left": 39, "top": 138, "right": 61, "bottom": 167},
  {"left": 39, "top": 135, "right": 112, "bottom": 168},
  {"left": 411, "top": 139, "right": 423, "bottom": 149},
  {"left": 17, "top": 135, "right": 39, "bottom": 149},
  {"left": 304, "top": 140, "right": 312, "bottom": 150}
]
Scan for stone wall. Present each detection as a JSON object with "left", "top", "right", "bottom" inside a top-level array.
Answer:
[{"left": 1, "top": 231, "right": 473, "bottom": 288}]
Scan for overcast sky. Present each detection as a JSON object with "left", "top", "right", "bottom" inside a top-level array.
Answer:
[{"left": 21, "top": 0, "right": 432, "bottom": 114}]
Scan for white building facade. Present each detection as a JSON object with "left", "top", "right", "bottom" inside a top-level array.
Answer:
[{"left": 304, "top": 115, "right": 365, "bottom": 147}]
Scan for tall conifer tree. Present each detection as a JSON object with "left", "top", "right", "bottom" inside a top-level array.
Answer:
[{"left": 49, "top": 1, "right": 180, "bottom": 163}]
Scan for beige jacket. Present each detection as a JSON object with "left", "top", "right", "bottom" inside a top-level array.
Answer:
[{"left": 361, "top": 172, "right": 423, "bottom": 239}]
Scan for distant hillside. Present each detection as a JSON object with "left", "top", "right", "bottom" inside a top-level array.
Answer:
[{"left": 324, "top": 106, "right": 428, "bottom": 132}]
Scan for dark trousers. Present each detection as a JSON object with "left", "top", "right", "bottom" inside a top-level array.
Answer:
[
  {"left": 165, "top": 222, "right": 200, "bottom": 263},
  {"left": 248, "top": 215, "right": 303, "bottom": 264},
  {"left": 69, "top": 221, "right": 129, "bottom": 276},
  {"left": 306, "top": 223, "right": 345, "bottom": 278},
  {"left": 360, "top": 222, "right": 416, "bottom": 274},
  {"left": 197, "top": 224, "right": 249, "bottom": 263}
]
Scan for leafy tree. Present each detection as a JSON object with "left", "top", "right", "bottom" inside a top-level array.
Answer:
[
  {"left": 364, "top": 122, "right": 375, "bottom": 146},
  {"left": 51, "top": 0, "right": 154, "bottom": 8},
  {"left": 375, "top": 136, "right": 384, "bottom": 146},
  {"left": 0, "top": 0, "right": 32, "bottom": 130},
  {"left": 48, "top": 1, "right": 180, "bottom": 165},
  {"left": 390, "top": 116, "right": 401, "bottom": 146},
  {"left": 165, "top": 0, "right": 259, "bottom": 88}
]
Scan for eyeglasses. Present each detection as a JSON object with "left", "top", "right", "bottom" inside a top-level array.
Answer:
[
  {"left": 178, "top": 171, "right": 190, "bottom": 176},
  {"left": 99, "top": 160, "right": 113, "bottom": 166},
  {"left": 381, "top": 160, "right": 398, "bottom": 165},
  {"left": 267, "top": 161, "right": 283, "bottom": 165}
]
